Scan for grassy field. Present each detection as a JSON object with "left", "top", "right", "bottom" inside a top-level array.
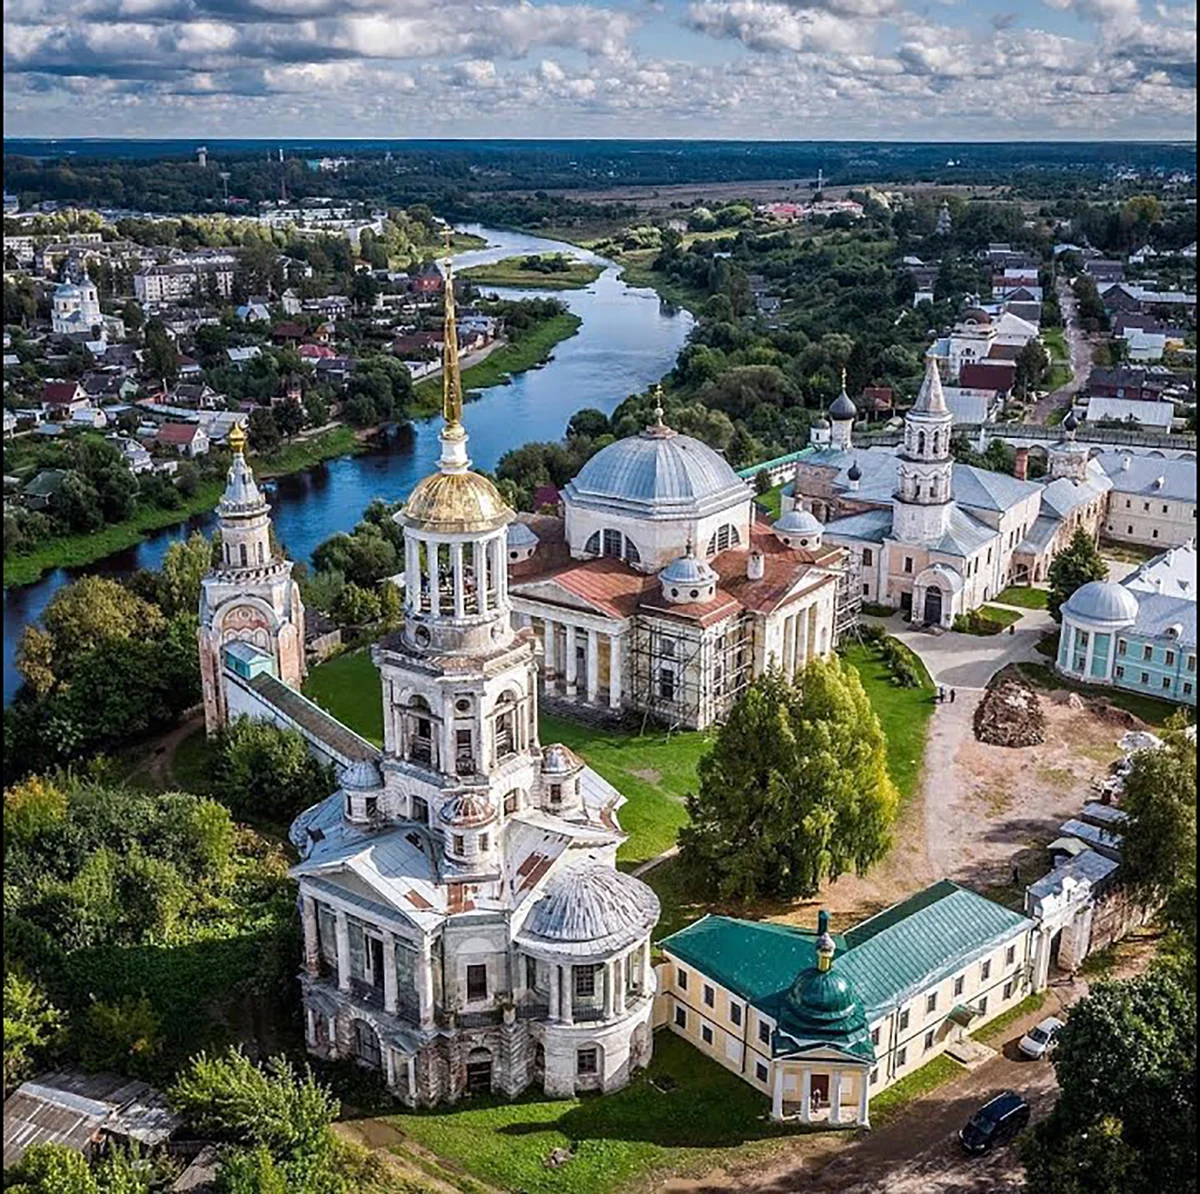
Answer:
[
  {"left": 995, "top": 585, "right": 1049, "bottom": 609},
  {"left": 980, "top": 605, "right": 1024, "bottom": 627},
  {"left": 971, "top": 992, "right": 1047, "bottom": 1044},
  {"left": 1099, "top": 539, "right": 1162, "bottom": 565},
  {"left": 385, "top": 1032, "right": 802, "bottom": 1194},
  {"left": 754, "top": 483, "right": 786, "bottom": 520},
  {"left": 460, "top": 255, "right": 603, "bottom": 290},
  {"left": 254, "top": 425, "right": 364, "bottom": 477},
  {"left": 615, "top": 254, "right": 709, "bottom": 312},
  {"left": 868, "top": 1054, "right": 967, "bottom": 1128},
  {"left": 303, "top": 648, "right": 386, "bottom": 746},
  {"left": 411, "top": 312, "right": 583, "bottom": 417},
  {"left": 1017, "top": 661, "right": 1182, "bottom": 727},
  {"left": 1043, "top": 327, "right": 1073, "bottom": 390},
  {"left": 843, "top": 641, "right": 936, "bottom": 806}
]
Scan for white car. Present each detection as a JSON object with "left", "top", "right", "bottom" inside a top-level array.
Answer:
[{"left": 1019, "top": 1016, "right": 1065, "bottom": 1060}]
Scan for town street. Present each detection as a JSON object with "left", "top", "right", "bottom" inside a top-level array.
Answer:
[{"left": 1030, "top": 274, "right": 1093, "bottom": 423}]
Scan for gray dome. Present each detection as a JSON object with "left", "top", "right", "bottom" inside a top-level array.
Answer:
[
  {"left": 341, "top": 758, "right": 383, "bottom": 790},
  {"left": 830, "top": 390, "right": 857, "bottom": 420},
  {"left": 507, "top": 521, "right": 539, "bottom": 547},
  {"left": 1063, "top": 580, "right": 1139, "bottom": 624},
  {"left": 773, "top": 508, "right": 823, "bottom": 537},
  {"left": 520, "top": 861, "right": 660, "bottom": 956},
  {"left": 660, "top": 552, "right": 718, "bottom": 586},
  {"left": 441, "top": 791, "right": 495, "bottom": 827},
  {"left": 848, "top": 460, "right": 862, "bottom": 482},
  {"left": 542, "top": 744, "right": 583, "bottom": 775},
  {"left": 565, "top": 423, "right": 747, "bottom": 517},
  {"left": 812, "top": 415, "right": 831, "bottom": 430}
]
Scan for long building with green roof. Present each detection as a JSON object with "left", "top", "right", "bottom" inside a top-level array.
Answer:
[{"left": 657, "top": 880, "right": 1038, "bottom": 1127}]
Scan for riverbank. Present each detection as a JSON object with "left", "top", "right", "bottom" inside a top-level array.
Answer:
[
  {"left": 409, "top": 311, "right": 583, "bottom": 417},
  {"left": 3, "top": 425, "right": 367, "bottom": 588},
  {"left": 460, "top": 254, "right": 602, "bottom": 290}
]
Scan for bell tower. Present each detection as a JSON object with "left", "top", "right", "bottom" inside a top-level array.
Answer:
[
  {"left": 198, "top": 422, "right": 306, "bottom": 733},
  {"left": 892, "top": 355, "right": 954, "bottom": 544}
]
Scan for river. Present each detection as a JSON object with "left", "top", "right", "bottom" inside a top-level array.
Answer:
[{"left": 3, "top": 225, "right": 693, "bottom": 703}]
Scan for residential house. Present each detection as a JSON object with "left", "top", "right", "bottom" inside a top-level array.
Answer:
[
  {"left": 409, "top": 262, "right": 444, "bottom": 296},
  {"left": 177, "top": 354, "right": 203, "bottom": 378},
  {"left": 1086, "top": 366, "right": 1166, "bottom": 403},
  {"left": 110, "top": 435, "right": 154, "bottom": 474},
  {"left": 958, "top": 360, "right": 1017, "bottom": 395},
  {"left": 302, "top": 295, "right": 350, "bottom": 319},
  {"left": 314, "top": 355, "right": 356, "bottom": 383},
  {"left": 172, "top": 382, "right": 225, "bottom": 410},
  {"left": 1084, "top": 259, "right": 1125, "bottom": 284},
  {"left": 940, "top": 386, "right": 1001, "bottom": 424},
  {"left": 392, "top": 330, "right": 442, "bottom": 357},
  {"left": 21, "top": 468, "right": 68, "bottom": 510},
  {"left": 40, "top": 380, "right": 89, "bottom": 420},
  {"left": 70, "top": 405, "right": 108, "bottom": 430},
  {"left": 1123, "top": 330, "right": 1168, "bottom": 363},
  {"left": 281, "top": 288, "right": 303, "bottom": 315},
  {"left": 236, "top": 300, "right": 271, "bottom": 323},
  {"left": 304, "top": 610, "right": 343, "bottom": 664},
  {"left": 81, "top": 371, "right": 139, "bottom": 404},
  {"left": 156, "top": 422, "right": 210, "bottom": 457},
  {"left": 860, "top": 387, "right": 893, "bottom": 419},
  {"left": 226, "top": 345, "right": 263, "bottom": 368},
  {"left": 298, "top": 343, "right": 336, "bottom": 361},
  {"left": 3, "top": 409, "right": 16, "bottom": 438}
]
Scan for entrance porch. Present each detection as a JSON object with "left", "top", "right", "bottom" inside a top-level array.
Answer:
[{"left": 770, "top": 1060, "right": 872, "bottom": 1128}]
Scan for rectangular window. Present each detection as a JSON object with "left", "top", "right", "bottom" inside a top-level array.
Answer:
[
  {"left": 478, "top": 833, "right": 489, "bottom": 853},
  {"left": 1166, "top": 650, "right": 1176, "bottom": 667},
  {"left": 1163, "top": 677, "right": 1172, "bottom": 690},
  {"left": 1006, "top": 944, "right": 1016, "bottom": 966},
  {"left": 1163, "top": 505, "right": 1169, "bottom": 514},
  {"left": 1143, "top": 644, "right": 1154, "bottom": 661},
  {"left": 870, "top": 1067, "right": 879, "bottom": 1086},
  {"left": 701, "top": 1024, "right": 714, "bottom": 1046},
  {"left": 897, "top": 1046, "right": 907, "bottom": 1067},
  {"left": 758, "top": 1021, "right": 771, "bottom": 1045},
  {"left": 1184, "top": 682, "right": 1193, "bottom": 696},
  {"left": 574, "top": 966, "right": 597, "bottom": 999},
  {"left": 925, "top": 993, "right": 937, "bottom": 1014},
  {"left": 504, "top": 789, "right": 518, "bottom": 814},
  {"left": 1077, "top": 630, "right": 1089, "bottom": 648},
  {"left": 1115, "top": 665, "right": 1126, "bottom": 679},
  {"left": 953, "top": 976, "right": 964, "bottom": 997},
  {"left": 729, "top": 1002, "right": 743, "bottom": 1027},
  {"left": 659, "top": 667, "right": 676, "bottom": 701},
  {"left": 526, "top": 956, "right": 537, "bottom": 992},
  {"left": 1003, "top": 979, "right": 1015, "bottom": 1000},
  {"left": 1188, "top": 656, "right": 1196, "bottom": 673},
  {"left": 602, "top": 528, "right": 623, "bottom": 558},
  {"left": 1141, "top": 672, "right": 1150, "bottom": 685},
  {"left": 1117, "top": 639, "right": 1127, "bottom": 656},
  {"left": 899, "top": 1009, "right": 910, "bottom": 1031},
  {"left": 453, "top": 834, "right": 464, "bottom": 855},
  {"left": 862, "top": 583, "right": 870, "bottom": 595},
  {"left": 549, "top": 783, "right": 563, "bottom": 805},
  {"left": 455, "top": 728, "right": 474, "bottom": 774},
  {"left": 981, "top": 960, "right": 991, "bottom": 982},
  {"left": 904, "top": 557, "right": 913, "bottom": 574},
  {"left": 978, "top": 995, "right": 988, "bottom": 1016},
  {"left": 924, "top": 1029, "right": 935, "bottom": 1051},
  {"left": 756, "top": 1061, "right": 769, "bottom": 1083},
  {"left": 1125, "top": 499, "right": 1131, "bottom": 508},
  {"left": 674, "top": 1005, "right": 687, "bottom": 1029},
  {"left": 863, "top": 548, "right": 873, "bottom": 565},
  {"left": 577, "top": 1046, "right": 598, "bottom": 1075},
  {"left": 676, "top": 967, "right": 688, "bottom": 990},
  {"left": 871, "top": 1026, "right": 880, "bottom": 1046},
  {"left": 466, "top": 964, "right": 488, "bottom": 1001}
]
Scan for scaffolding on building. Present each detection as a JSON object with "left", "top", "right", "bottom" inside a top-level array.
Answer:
[
  {"left": 833, "top": 547, "right": 863, "bottom": 644},
  {"left": 627, "top": 614, "right": 757, "bottom": 734}
]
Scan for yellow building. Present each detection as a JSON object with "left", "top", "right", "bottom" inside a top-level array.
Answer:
[{"left": 656, "top": 881, "right": 1038, "bottom": 1127}]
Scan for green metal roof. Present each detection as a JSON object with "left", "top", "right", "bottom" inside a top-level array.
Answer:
[{"left": 661, "top": 881, "right": 1034, "bottom": 1043}]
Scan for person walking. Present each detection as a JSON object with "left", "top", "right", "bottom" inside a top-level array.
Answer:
[{"left": 950, "top": 688, "right": 957, "bottom": 704}]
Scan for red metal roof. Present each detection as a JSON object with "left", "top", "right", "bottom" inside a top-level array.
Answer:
[{"left": 156, "top": 422, "right": 201, "bottom": 444}]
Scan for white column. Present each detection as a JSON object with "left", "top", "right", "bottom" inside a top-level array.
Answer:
[
  {"left": 806, "top": 603, "right": 818, "bottom": 661},
  {"left": 1084, "top": 630, "right": 1096, "bottom": 680},
  {"left": 385, "top": 1048, "right": 396, "bottom": 1088},
  {"left": 858, "top": 1074, "right": 870, "bottom": 1127},
  {"left": 428, "top": 544, "right": 440, "bottom": 616},
  {"left": 614, "top": 957, "right": 627, "bottom": 1015},
  {"left": 782, "top": 615, "right": 795, "bottom": 680},
  {"left": 772, "top": 1066, "right": 785, "bottom": 1122},
  {"left": 302, "top": 896, "right": 319, "bottom": 976},
  {"left": 1065, "top": 625, "right": 1078, "bottom": 673},
  {"left": 406, "top": 1055, "right": 416, "bottom": 1102},
  {"left": 493, "top": 536, "right": 507, "bottom": 605},
  {"left": 549, "top": 960, "right": 561, "bottom": 1020},
  {"left": 406, "top": 537, "right": 420, "bottom": 611},
  {"left": 544, "top": 619, "right": 557, "bottom": 687},
  {"left": 382, "top": 931, "right": 398, "bottom": 1014},
  {"left": 476, "top": 541, "right": 489, "bottom": 616},
  {"left": 800, "top": 1069, "right": 812, "bottom": 1125},
  {"left": 417, "top": 936, "right": 434, "bottom": 1028},
  {"left": 641, "top": 940, "right": 653, "bottom": 995},
  {"left": 335, "top": 909, "right": 350, "bottom": 992},
  {"left": 586, "top": 629, "right": 600, "bottom": 703},
  {"left": 608, "top": 634, "right": 623, "bottom": 709},
  {"left": 564, "top": 625, "right": 578, "bottom": 696},
  {"left": 563, "top": 965, "right": 574, "bottom": 1025},
  {"left": 794, "top": 607, "right": 806, "bottom": 674},
  {"left": 830, "top": 1070, "right": 843, "bottom": 1125},
  {"left": 451, "top": 543, "right": 465, "bottom": 618}
]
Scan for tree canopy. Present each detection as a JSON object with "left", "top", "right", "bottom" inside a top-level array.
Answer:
[
  {"left": 1047, "top": 527, "right": 1108, "bottom": 623},
  {"left": 679, "top": 659, "right": 898, "bottom": 900}
]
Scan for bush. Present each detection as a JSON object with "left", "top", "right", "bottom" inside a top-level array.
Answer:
[
  {"left": 210, "top": 718, "right": 336, "bottom": 823},
  {"left": 77, "top": 995, "right": 163, "bottom": 1078}
]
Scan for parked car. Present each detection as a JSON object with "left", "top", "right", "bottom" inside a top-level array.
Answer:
[
  {"left": 959, "top": 1091, "right": 1031, "bottom": 1154},
  {"left": 1019, "top": 1016, "right": 1065, "bottom": 1060}
]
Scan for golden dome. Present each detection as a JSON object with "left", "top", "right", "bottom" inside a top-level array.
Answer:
[{"left": 400, "top": 469, "right": 512, "bottom": 534}]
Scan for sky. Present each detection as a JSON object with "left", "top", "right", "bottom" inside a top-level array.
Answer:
[{"left": 2, "top": 0, "right": 1196, "bottom": 140}]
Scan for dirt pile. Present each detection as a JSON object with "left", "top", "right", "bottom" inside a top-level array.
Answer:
[{"left": 975, "top": 671, "right": 1046, "bottom": 747}]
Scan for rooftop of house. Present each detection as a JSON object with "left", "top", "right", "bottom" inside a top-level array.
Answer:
[{"left": 156, "top": 422, "right": 204, "bottom": 444}]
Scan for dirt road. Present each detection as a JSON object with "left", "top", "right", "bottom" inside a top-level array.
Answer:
[{"left": 1030, "top": 276, "right": 1092, "bottom": 424}]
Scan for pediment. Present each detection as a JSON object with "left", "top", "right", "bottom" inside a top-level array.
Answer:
[{"left": 511, "top": 577, "right": 614, "bottom": 618}]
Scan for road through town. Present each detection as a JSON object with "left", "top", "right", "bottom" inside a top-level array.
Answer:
[{"left": 1031, "top": 275, "right": 1092, "bottom": 423}]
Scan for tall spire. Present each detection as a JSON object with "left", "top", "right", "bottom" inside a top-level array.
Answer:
[
  {"left": 914, "top": 353, "right": 947, "bottom": 415},
  {"left": 441, "top": 227, "right": 463, "bottom": 433}
]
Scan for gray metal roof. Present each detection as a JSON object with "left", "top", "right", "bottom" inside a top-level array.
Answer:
[
  {"left": 1129, "top": 592, "right": 1196, "bottom": 649},
  {"left": 566, "top": 428, "right": 748, "bottom": 518},
  {"left": 928, "top": 507, "right": 996, "bottom": 558},
  {"left": 1027, "top": 848, "right": 1119, "bottom": 901},
  {"left": 1062, "top": 580, "right": 1140, "bottom": 624},
  {"left": 822, "top": 507, "right": 894, "bottom": 544},
  {"left": 1039, "top": 475, "right": 1112, "bottom": 520},
  {"left": 951, "top": 464, "right": 1043, "bottom": 513},
  {"left": 1017, "top": 515, "right": 1059, "bottom": 554},
  {"left": 1099, "top": 454, "right": 1196, "bottom": 501}
]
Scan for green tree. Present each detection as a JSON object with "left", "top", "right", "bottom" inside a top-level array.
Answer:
[
  {"left": 1014, "top": 339, "right": 1050, "bottom": 400},
  {"left": 77, "top": 995, "right": 163, "bottom": 1078},
  {"left": 3, "top": 1142, "right": 100, "bottom": 1194},
  {"left": 4, "top": 972, "right": 63, "bottom": 1093},
  {"left": 1022, "top": 971, "right": 1196, "bottom": 1194},
  {"left": 1047, "top": 527, "right": 1108, "bottom": 623},
  {"left": 210, "top": 718, "right": 335, "bottom": 821},
  {"left": 248, "top": 407, "right": 281, "bottom": 453},
  {"left": 275, "top": 397, "right": 305, "bottom": 441},
  {"left": 120, "top": 299, "right": 143, "bottom": 334},
  {"left": 679, "top": 660, "right": 898, "bottom": 900},
  {"left": 142, "top": 319, "right": 178, "bottom": 384},
  {"left": 158, "top": 533, "right": 212, "bottom": 617},
  {"left": 50, "top": 470, "right": 103, "bottom": 534}
]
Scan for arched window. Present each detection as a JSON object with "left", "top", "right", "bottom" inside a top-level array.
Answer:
[
  {"left": 932, "top": 432, "right": 940, "bottom": 455},
  {"left": 917, "top": 430, "right": 926, "bottom": 455},
  {"left": 706, "top": 523, "right": 741, "bottom": 555},
  {"left": 585, "top": 528, "right": 640, "bottom": 564},
  {"left": 494, "top": 691, "right": 517, "bottom": 759},
  {"left": 585, "top": 531, "right": 600, "bottom": 555},
  {"left": 239, "top": 543, "right": 247, "bottom": 566},
  {"left": 354, "top": 1020, "right": 381, "bottom": 1068},
  {"left": 257, "top": 541, "right": 264, "bottom": 563},
  {"left": 624, "top": 538, "right": 641, "bottom": 565}
]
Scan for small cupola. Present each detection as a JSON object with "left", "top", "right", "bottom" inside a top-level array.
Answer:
[
  {"left": 772, "top": 506, "right": 824, "bottom": 550},
  {"left": 540, "top": 743, "right": 584, "bottom": 814},
  {"left": 815, "top": 909, "right": 836, "bottom": 972},
  {"left": 659, "top": 541, "right": 718, "bottom": 604},
  {"left": 847, "top": 459, "right": 862, "bottom": 492},
  {"left": 341, "top": 758, "right": 385, "bottom": 825},
  {"left": 507, "top": 519, "right": 539, "bottom": 563}
]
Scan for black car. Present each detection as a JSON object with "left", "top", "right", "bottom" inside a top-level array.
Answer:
[{"left": 959, "top": 1091, "right": 1031, "bottom": 1154}]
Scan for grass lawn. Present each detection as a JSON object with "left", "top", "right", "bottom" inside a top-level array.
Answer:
[
  {"left": 1016, "top": 662, "right": 1182, "bottom": 727},
  {"left": 540, "top": 715, "right": 708, "bottom": 870},
  {"left": 980, "top": 605, "right": 1023, "bottom": 627},
  {"left": 172, "top": 725, "right": 216, "bottom": 793},
  {"left": 460, "top": 255, "right": 603, "bottom": 290},
  {"left": 303, "top": 648, "right": 386, "bottom": 746},
  {"left": 754, "top": 483, "right": 786, "bottom": 520},
  {"left": 411, "top": 313, "right": 582, "bottom": 416},
  {"left": 868, "top": 1054, "right": 966, "bottom": 1128},
  {"left": 971, "top": 992, "right": 1047, "bottom": 1044},
  {"left": 1099, "top": 539, "right": 1162, "bottom": 565},
  {"left": 385, "top": 1031, "right": 803, "bottom": 1194},
  {"left": 995, "top": 585, "right": 1049, "bottom": 610},
  {"left": 1043, "top": 327, "right": 1072, "bottom": 390},
  {"left": 843, "top": 641, "right": 936, "bottom": 807},
  {"left": 254, "top": 425, "right": 363, "bottom": 478}
]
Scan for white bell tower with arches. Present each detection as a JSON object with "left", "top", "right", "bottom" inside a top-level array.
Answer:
[{"left": 892, "top": 355, "right": 955, "bottom": 544}]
